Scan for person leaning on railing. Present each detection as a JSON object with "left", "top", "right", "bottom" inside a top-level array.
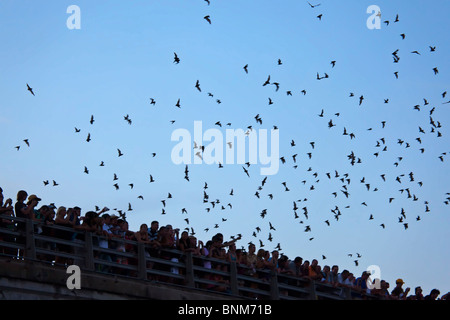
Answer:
[
  {"left": 277, "top": 255, "right": 295, "bottom": 296},
  {"left": 255, "top": 249, "right": 275, "bottom": 280},
  {"left": 177, "top": 230, "right": 194, "bottom": 254},
  {"left": 0, "top": 188, "right": 16, "bottom": 256},
  {"left": 133, "top": 223, "right": 154, "bottom": 274},
  {"left": 54, "top": 206, "right": 78, "bottom": 265},
  {"left": 147, "top": 221, "right": 161, "bottom": 258},
  {"left": 75, "top": 211, "right": 100, "bottom": 234},
  {"left": 0, "top": 188, "right": 14, "bottom": 227},
  {"left": 15, "top": 191, "right": 38, "bottom": 232},
  {"left": 307, "top": 259, "right": 323, "bottom": 281},
  {"left": 15, "top": 191, "right": 41, "bottom": 256},
  {"left": 370, "top": 280, "right": 392, "bottom": 300},
  {"left": 159, "top": 225, "right": 182, "bottom": 281},
  {"left": 114, "top": 219, "right": 135, "bottom": 266}
]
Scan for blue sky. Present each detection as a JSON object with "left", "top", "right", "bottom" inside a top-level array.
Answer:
[{"left": 1, "top": 0, "right": 449, "bottom": 297}]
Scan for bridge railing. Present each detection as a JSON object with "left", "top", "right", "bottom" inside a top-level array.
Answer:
[{"left": 0, "top": 214, "right": 379, "bottom": 300}]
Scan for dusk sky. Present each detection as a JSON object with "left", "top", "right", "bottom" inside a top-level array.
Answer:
[{"left": 0, "top": 1, "right": 449, "bottom": 297}]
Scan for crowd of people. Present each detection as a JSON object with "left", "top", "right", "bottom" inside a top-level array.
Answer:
[{"left": 0, "top": 187, "right": 448, "bottom": 300}]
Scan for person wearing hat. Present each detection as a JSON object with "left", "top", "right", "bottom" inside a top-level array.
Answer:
[
  {"left": 29, "top": 197, "right": 47, "bottom": 229},
  {"left": 27, "top": 194, "right": 41, "bottom": 204},
  {"left": 27, "top": 195, "right": 42, "bottom": 222},
  {"left": 391, "top": 278, "right": 410, "bottom": 300}
]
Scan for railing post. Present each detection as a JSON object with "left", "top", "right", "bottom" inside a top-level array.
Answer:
[
  {"left": 269, "top": 271, "right": 280, "bottom": 300},
  {"left": 84, "top": 232, "right": 95, "bottom": 271},
  {"left": 229, "top": 261, "right": 239, "bottom": 296},
  {"left": 137, "top": 243, "right": 147, "bottom": 280},
  {"left": 184, "top": 252, "right": 195, "bottom": 288},
  {"left": 25, "top": 219, "right": 36, "bottom": 260},
  {"left": 308, "top": 280, "right": 317, "bottom": 300}
]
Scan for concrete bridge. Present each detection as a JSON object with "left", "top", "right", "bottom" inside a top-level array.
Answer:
[
  {"left": 0, "top": 214, "right": 378, "bottom": 300},
  {"left": 0, "top": 257, "right": 233, "bottom": 300}
]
